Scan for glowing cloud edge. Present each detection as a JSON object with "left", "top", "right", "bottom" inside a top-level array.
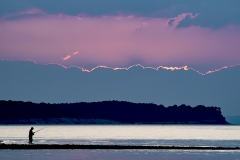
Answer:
[{"left": 1, "top": 59, "right": 239, "bottom": 76}]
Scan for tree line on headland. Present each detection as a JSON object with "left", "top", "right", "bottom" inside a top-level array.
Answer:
[{"left": 0, "top": 100, "right": 228, "bottom": 124}]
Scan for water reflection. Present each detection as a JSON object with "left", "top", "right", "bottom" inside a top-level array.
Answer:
[{"left": 0, "top": 125, "right": 240, "bottom": 147}]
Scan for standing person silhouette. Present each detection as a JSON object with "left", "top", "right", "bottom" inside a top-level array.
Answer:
[{"left": 28, "top": 127, "right": 34, "bottom": 144}]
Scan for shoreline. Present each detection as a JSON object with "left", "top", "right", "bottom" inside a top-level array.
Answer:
[{"left": 0, "top": 144, "right": 239, "bottom": 150}]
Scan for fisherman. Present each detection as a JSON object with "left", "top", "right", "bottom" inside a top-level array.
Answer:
[{"left": 28, "top": 127, "right": 34, "bottom": 144}]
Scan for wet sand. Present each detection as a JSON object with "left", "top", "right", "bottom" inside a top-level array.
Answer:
[{"left": 0, "top": 144, "right": 239, "bottom": 150}]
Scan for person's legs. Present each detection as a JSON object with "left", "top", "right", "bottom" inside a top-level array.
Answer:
[{"left": 29, "top": 137, "right": 33, "bottom": 144}]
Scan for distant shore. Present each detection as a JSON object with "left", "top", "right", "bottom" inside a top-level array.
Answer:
[
  {"left": 0, "top": 100, "right": 229, "bottom": 125},
  {"left": 0, "top": 144, "right": 239, "bottom": 150}
]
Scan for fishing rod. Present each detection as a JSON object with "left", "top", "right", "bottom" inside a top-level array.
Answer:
[{"left": 34, "top": 127, "right": 47, "bottom": 134}]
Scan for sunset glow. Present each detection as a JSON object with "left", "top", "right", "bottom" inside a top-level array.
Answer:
[{"left": 1, "top": 9, "right": 240, "bottom": 71}]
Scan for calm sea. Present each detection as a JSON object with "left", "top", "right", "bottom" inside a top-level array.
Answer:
[{"left": 0, "top": 125, "right": 240, "bottom": 159}]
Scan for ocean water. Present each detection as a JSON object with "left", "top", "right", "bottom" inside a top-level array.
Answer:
[{"left": 0, "top": 125, "right": 240, "bottom": 159}]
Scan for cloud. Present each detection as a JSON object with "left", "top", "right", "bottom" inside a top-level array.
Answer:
[
  {"left": 167, "top": 13, "right": 199, "bottom": 27},
  {"left": 1, "top": 1, "right": 240, "bottom": 28},
  {"left": 62, "top": 51, "right": 79, "bottom": 61},
  {"left": 18, "top": 8, "right": 44, "bottom": 15},
  {"left": 0, "top": 9, "right": 240, "bottom": 71},
  {"left": 73, "top": 51, "right": 78, "bottom": 55},
  {"left": 1, "top": 8, "right": 46, "bottom": 20},
  {"left": 138, "top": 22, "right": 148, "bottom": 30},
  {"left": 62, "top": 55, "right": 71, "bottom": 61},
  {"left": 1, "top": 60, "right": 240, "bottom": 116}
]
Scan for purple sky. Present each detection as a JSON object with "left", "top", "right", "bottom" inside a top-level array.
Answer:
[{"left": 1, "top": 1, "right": 240, "bottom": 72}]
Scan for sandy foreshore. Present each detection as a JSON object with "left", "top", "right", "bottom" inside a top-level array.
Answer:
[{"left": 0, "top": 144, "right": 239, "bottom": 150}]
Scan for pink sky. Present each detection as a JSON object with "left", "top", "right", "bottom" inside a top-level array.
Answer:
[{"left": 0, "top": 9, "right": 240, "bottom": 71}]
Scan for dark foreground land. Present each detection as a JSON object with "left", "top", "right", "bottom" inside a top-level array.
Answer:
[
  {"left": 0, "top": 100, "right": 228, "bottom": 124},
  {"left": 0, "top": 144, "right": 239, "bottom": 150}
]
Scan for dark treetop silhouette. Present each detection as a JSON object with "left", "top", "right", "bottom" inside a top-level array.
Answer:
[{"left": 0, "top": 100, "right": 228, "bottom": 124}]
